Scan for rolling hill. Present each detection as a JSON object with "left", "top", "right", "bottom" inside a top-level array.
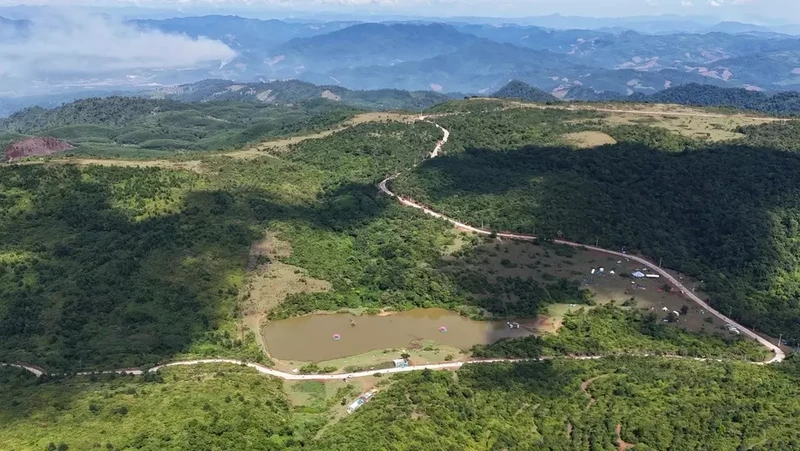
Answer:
[
  {"left": 150, "top": 79, "right": 452, "bottom": 110},
  {"left": 1, "top": 15, "right": 800, "bottom": 108},
  {"left": 492, "top": 80, "right": 559, "bottom": 102},
  {"left": 262, "top": 23, "right": 484, "bottom": 77}
]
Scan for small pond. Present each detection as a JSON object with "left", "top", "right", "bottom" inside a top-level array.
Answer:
[{"left": 262, "top": 308, "right": 530, "bottom": 362}]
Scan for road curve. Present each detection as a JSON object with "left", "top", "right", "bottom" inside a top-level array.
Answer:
[
  {"left": 1, "top": 112, "right": 785, "bottom": 381},
  {"left": 380, "top": 117, "right": 785, "bottom": 364}
]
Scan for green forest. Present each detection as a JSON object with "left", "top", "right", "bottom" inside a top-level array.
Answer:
[
  {"left": 315, "top": 356, "right": 800, "bottom": 450},
  {"left": 4, "top": 96, "right": 800, "bottom": 450},
  {"left": 0, "top": 120, "right": 449, "bottom": 370},
  {"left": 4, "top": 357, "right": 800, "bottom": 450},
  {"left": 394, "top": 106, "right": 800, "bottom": 340},
  {"left": 0, "top": 97, "right": 359, "bottom": 157}
]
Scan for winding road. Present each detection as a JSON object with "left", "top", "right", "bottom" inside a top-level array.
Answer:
[
  {"left": 380, "top": 116, "right": 785, "bottom": 364},
  {"left": 2, "top": 111, "right": 785, "bottom": 382}
]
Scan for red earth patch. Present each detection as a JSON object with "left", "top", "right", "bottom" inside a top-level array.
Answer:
[{"left": 4, "top": 137, "right": 74, "bottom": 162}]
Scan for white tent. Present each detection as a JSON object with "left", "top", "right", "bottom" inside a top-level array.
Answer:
[{"left": 632, "top": 271, "right": 646, "bottom": 278}]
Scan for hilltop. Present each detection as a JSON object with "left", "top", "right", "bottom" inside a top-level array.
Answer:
[
  {"left": 150, "top": 79, "right": 452, "bottom": 110},
  {"left": 492, "top": 80, "right": 559, "bottom": 102}
]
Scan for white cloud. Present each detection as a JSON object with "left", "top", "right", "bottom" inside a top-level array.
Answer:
[
  {"left": 0, "top": 11, "right": 236, "bottom": 78},
  {"left": 708, "top": 0, "right": 723, "bottom": 6},
  {"left": 681, "top": 0, "right": 694, "bottom": 6}
]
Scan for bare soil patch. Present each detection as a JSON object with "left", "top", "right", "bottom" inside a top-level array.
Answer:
[
  {"left": 447, "top": 239, "right": 728, "bottom": 336},
  {"left": 580, "top": 374, "right": 609, "bottom": 410},
  {"left": 616, "top": 424, "right": 635, "bottom": 450},
  {"left": 5, "top": 137, "right": 73, "bottom": 162},
  {"left": 239, "top": 233, "right": 331, "bottom": 348},
  {"left": 564, "top": 131, "right": 617, "bottom": 148}
]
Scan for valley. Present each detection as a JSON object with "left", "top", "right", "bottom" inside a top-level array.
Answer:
[{"left": 2, "top": 91, "right": 800, "bottom": 449}]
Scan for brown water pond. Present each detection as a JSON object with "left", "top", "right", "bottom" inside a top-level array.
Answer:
[{"left": 262, "top": 308, "right": 530, "bottom": 362}]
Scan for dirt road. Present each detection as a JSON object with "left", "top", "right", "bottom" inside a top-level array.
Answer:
[
  {"left": 380, "top": 117, "right": 785, "bottom": 364},
  {"left": 1, "top": 108, "right": 786, "bottom": 382}
]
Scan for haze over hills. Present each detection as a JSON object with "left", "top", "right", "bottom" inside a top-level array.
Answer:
[{"left": 0, "top": 12, "right": 799, "bottom": 115}]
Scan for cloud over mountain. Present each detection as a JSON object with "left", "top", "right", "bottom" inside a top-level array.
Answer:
[{"left": 0, "top": 12, "right": 235, "bottom": 79}]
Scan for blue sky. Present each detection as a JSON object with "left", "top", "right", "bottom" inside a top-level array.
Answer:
[{"left": 1, "top": 0, "right": 797, "bottom": 23}]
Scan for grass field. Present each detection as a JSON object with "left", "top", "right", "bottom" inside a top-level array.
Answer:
[
  {"left": 471, "top": 98, "right": 779, "bottom": 142},
  {"left": 597, "top": 111, "right": 771, "bottom": 141},
  {"left": 563, "top": 131, "right": 618, "bottom": 148},
  {"left": 271, "top": 340, "right": 467, "bottom": 375},
  {"left": 240, "top": 232, "right": 331, "bottom": 350}
]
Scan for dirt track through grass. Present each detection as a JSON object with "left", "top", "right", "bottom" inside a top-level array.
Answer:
[{"left": 580, "top": 374, "right": 609, "bottom": 410}]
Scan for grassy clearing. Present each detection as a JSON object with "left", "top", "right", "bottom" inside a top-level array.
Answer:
[
  {"left": 225, "top": 111, "right": 418, "bottom": 159},
  {"left": 239, "top": 233, "right": 331, "bottom": 349},
  {"left": 563, "top": 131, "right": 618, "bottom": 148},
  {"left": 469, "top": 98, "right": 778, "bottom": 141},
  {"left": 597, "top": 111, "right": 771, "bottom": 141},
  {"left": 271, "top": 342, "right": 467, "bottom": 375},
  {"left": 284, "top": 379, "right": 360, "bottom": 438},
  {"left": 14, "top": 157, "right": 209, "bottom": 173}
]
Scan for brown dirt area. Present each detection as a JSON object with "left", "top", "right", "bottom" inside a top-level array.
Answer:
[
  {"left": 580, "top": 374, "right": 609, "bottom": 409},
  {"left": 563, "top": 131, "right": 617, "bottom": 148},
  {"left": 5, "top": 136, "right": 73, "bottom": 162},
  {"left": 444, "top": 237, "right": 737, "bottom": 338},
  {"left": 239, "top": 233, "right": 331, "bottom": 349},
  {"left": 616, "top": 424, "right": 635, "bottom": 450}
]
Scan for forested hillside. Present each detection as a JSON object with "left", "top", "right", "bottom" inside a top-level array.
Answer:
[
  {"left": 492, "top": 80, "right": 558, "bottom": 103},
  {"left": 152, "top": 79, "right": 451, "bottom": 110},
  {"left": 0, "top": 97, "right": 358, "bottom": 158},
  {"left": 0, "top": 364, "right": 311, "bottom": 450},
  {"left": 4, "top": 357, "right": 800, "bottom": 450},
  {"left": 0, "top": 120, "right": 447, "bottom": 370},
  {"left": 649, "top": 83, "right": 800, "bottom": 115},
  {"left": 493, "top": 80, "right": 800, "bottom": 115},
  {"left": 395, "top": 106, "right": 800, "bottom": 339},
  {"left": 315, "top": 357, "right": 800, "bottom": 450},
  {"left": 3, "top": 95, "right": 800, "bottom": 450}
]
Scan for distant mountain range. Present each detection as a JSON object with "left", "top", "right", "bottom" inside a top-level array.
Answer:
[
  {"left": 1, "top": 14, "right": 800, "bottom": 107},
  {"left": 493, "top": 80, "right": 800, "bottom": 115},
  {"left": 147, "top": 79, "right": 454, "bottom": 110},
  {"left": 136, "top": 18, "right": 800, "bottom": 94}
]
